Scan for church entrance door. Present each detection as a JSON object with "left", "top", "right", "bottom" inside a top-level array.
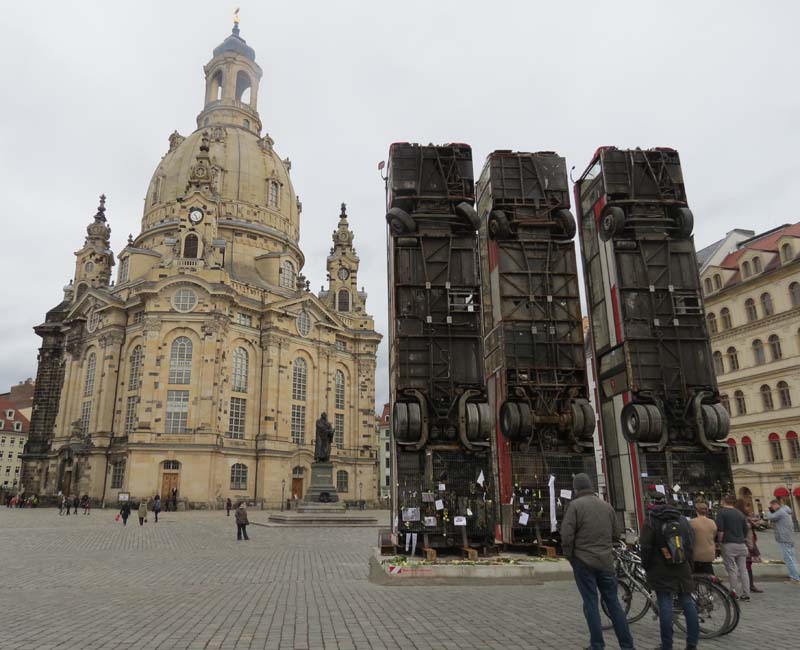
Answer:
[
  {"left": 62, "top": 471, "right": 72, "bottom": 496},
  {"left": 291, "top": 477, "right": 303, "bottom": 500},
  {"left": 161, "top": 473, "right": 179, "bottom": 502}
]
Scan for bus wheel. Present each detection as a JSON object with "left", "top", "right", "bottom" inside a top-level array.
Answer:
[
  {"left": 674, "top": 207, "right": 694, "bottom": 238},
  {"left": 579, "top": 399, "right": 596, "bottom": 438},
  {"left": 393, "top": 402, "right": 410, "bottom": 441},
  {"left": 477, "top": 402, "right": 493, "bottom": 440},
  {"left": 571, "top": 401, "right": 586, "bottom": 437},
  {"left": 621, "top": 403, "right": 650, "bottom": 442},
  {"left": 466, "top": 402, "right": 481, "bottom": 441},
  {"left": 711, "top": 403, "right": 730, "bottom": 438},
  {"left": 456, "top": 202, "right": 480, "bottom": 230},
  {"left": 407, "top": 402, "right": 422, "bottom": 440},
  {"left": 489, "top": 210, "right": 511, "bottom": 239},
  {"left": 386, "top": 207, "right": 415, "bottom": 235},
  {"left": 517, "top": 402, "right": 533, "bottom": 437},
  {"left": 701, "top": 404, "right": 720, "bottom": 440},
  {"left": 500, "top": 401, "right": 521, "bottom": 439},
  {"left": 641, "top": 404, "right": 663, "bottom": 443},
  {"left": 554, "top": 209, "right": 576, "bottom": 239},
  {"left": 600, "top": 207, "right": 626, "bottom": 241}
]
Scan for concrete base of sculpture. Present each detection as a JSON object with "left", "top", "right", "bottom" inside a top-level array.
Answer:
[{"left": 303, "top": 461, "right": 339, "bottom": 504}]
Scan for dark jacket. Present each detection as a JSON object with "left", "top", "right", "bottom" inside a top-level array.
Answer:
[
  {"left": 560, "top": 489, "right": 621, "bottom": 573},
  {"left": 640, "top": 504, "right": 694, "bottom": 593},
  {"left": 235, "top": 507, "right": 249, "bottom": 526},
  {"left": 120, "top": 503, "right": 131, "bottom": 519}
]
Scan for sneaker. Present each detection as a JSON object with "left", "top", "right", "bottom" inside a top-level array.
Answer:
[{"left": 738, "top": 595, "right": 750, "bottom": 602}]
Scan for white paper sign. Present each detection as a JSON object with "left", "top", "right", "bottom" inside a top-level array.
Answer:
[
  {"left": 411, "top": 533, "right": 418, "bottom": 556},
  {"left": 641, "top": 472, "right": 649, "bottom": 478},
  {"left": 688, "top": 500, "right": 694, "bottom": 506},
  {"left": 655, "top": 485, "right": 666, "bottom": 495},
  {"left": 548, "top": 475, "right": 557, "bottom": 533},
  {"left": 466, "top": 508, "right": 473, "bottom": 516},
  {"left": 519, "top": 512, "right": 530, "bottom": 526},
  {"left": 434, "top": 499, "right": 444, "bottom": 511},
  {"left": 423, "top": 516, "right": 437, "bottom": 527},
  {"left": 672, "top": 493, "right": 680, "bottom": 501},
  {"left": 438, "top": 483, "right": 446, "bottom": 491},
  {"left": 454, "top": 516, "right": 467, "bottom": 526},
  {"left": 560, "top": 489, "right": 572, "bottom": 500},
  {"left": 672, "top": 484, "right": 681, "bottom": 493},
  {"left": 477, "top": 470, "right": 485, "bottom": 487}
]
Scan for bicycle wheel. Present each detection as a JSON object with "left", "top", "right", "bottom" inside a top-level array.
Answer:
[
  {"left": 625, "top": 577, "right": 654, "bottom": 624},
  {"left": 711, "top": 578, "right": 740, "bottom": 636},
  {"left": 674, "top": 575, "right": 732, "bottom": 640},
  {"left": 600, "top": 579, "right": 633, "bottom": 630}
]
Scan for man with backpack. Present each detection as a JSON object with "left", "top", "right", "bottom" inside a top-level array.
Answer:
[{"left": 640, "top": 489, "right": 699, "bottom": 650}]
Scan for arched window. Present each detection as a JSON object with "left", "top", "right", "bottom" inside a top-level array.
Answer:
[
  {"left": 337, "top": 289, "right": 350, "bottom": 312},
  {"left": 782, "top": 242, "right": 794, "bottom": 262},
  {"left": 292, "top": 466, "right": 305, "bottom": 478},
  {"left": 128, "top": 345, "right": 143, "bottom": 390},
  {"left": 230, "top": 463, "right": 248, "bottom": 490},
  {"left": 752, "top": 339, "right": 765, "bottom": 365},
  {"left": 292, "top": 358, "right": 307, "bottom": 401},
  {"left": 268, "top": 181, "right": 280, "bottom": 208},
  {"left": 778, "top": 381, "right": 792, "bottom": 408},
  {"left": 163, "top": 460, "right": 180, "bottom": 470},
  {"left": 235, "top": 70, "right": 252, "bottom": 104},
  {"left": 84, "top": 352, "right": 96, "bottom": 396},
  {"left": 745, "top": 298, "right": 758, "bottom": 322},
  {"left": 720, "top": 308, "right": 732, "bottom": 330},
  {"left": 336, "top": 470, "right": 348, "bottom": 493},
  {"left": 720, "top": 394, "right": 731, "bottom": 414},
  {"left": 727, "top": 438, "right": 739, "bottom": 464},
  {"left": 169, "top": 337, "right": 193, "bottom": 384},
  {"left": 768, "top": 334, "right": 782, "bottom": 360},
  {"left": 769, "top": 433, "right": 784, "bottom": 461},
  {"left": 119, "top": 257, "right": 130, "bottom": 284},
  {"left": 760, "top": 292, "right": 774, "bottom": 316},
  {"left": 706, "top": 312, "right": 717, "bottom": 334},
  {"left": 734, "top": 390, "right": 747, "bottom": 416},
  {"left": 753, "top": 256, "right": 762, "bottom": 273},
  {"left": 760, "top": 384, "right": 774, "bottom": 411},
  {"left": 787, "top": 432, "right": 800, "bottom": 460},
  {"left": 713, "top": 351, "right": 724, "bottom": 375},
  {"left": 790, "top": 282, "right": 800, "bottom": 307},
  {"left": 742, "top": 261, "right": 751, "bottom": 278},
  {"left": 704, "top": 278, "right": 713, "bottom": 295},
  {"left": 232, "top": 347, "right": 248, "bottom": 392},
  {"left": 210, "top": 70, "right": 223, "bottom": 102},
  {"left": 183, "top": 234, "right": 198, "bottom": 259},
  {"left": 280, "top": 260, "right": 295, "bottom": 289},
  {"left": 713, "top": 274, "right": 722, "bottom": 290},
  {"left": 742, "top": 436, "right": 755, "bottom": 463},
  {"left": 727, "top": 347, "right": 739, "bottom": 371},
  {"left": 334, "top": 370, "right": 345, "bottom": 410}
]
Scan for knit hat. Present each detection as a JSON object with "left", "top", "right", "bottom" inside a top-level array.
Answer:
[
  {"left": 648, "top": 486, "right": 667, "bottom": 504},
  {"left": 573, "top": 473, "right": 593, "bottom": 493}
]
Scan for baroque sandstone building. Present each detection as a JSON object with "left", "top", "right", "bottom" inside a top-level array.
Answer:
[{"left": 21, "top": 24, "right": 381, "bottom": 507}]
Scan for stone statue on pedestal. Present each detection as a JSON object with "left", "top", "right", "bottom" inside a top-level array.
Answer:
[{"left": 314, "top": 412, "right": 334, "bottom": 463}]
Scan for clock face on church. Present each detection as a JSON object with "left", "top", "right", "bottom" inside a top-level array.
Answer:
[
  {"left": 188, "top": 208, "right": 204, "bottom": 224},
  {"left": 337, "top": 267, "right": 350, "bottom": 281}
]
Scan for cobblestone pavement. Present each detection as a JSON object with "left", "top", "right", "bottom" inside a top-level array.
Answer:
[{"left": 0, "top": 508, "right": 795, "bottom": 650}]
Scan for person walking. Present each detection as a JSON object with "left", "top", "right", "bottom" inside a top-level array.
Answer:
[
  {"left": 64, "top": 494, "right": 71, "bottom": 516},
  {"left": 82, "top": 494, "right": 91, "bottom": 515},
  {"left": 153, "top": 495, "right": 161, "bottom": 523},
  {"left": 766, "top": 498, "right": 800, "bottom": 584},
  {"left": 715, "top": 495, "right": 750, "bottom": 600},
  {"left": 58, "top": 493, "right": 65, "bottom": 515},
  {"left": 137, "top": 499, "right": 147, "bottom": 526},
  {"left": 235, "top": 503, "right": 250, "bottom": 541},
  {"left": 171, "top": 487, "right": 178, "bottom": 512},
  {"left": 72, "top": 494, "right": 78, "bottom": 515},
  {"left": 560, "top": 473, "right": 635, "bottom": 650},
  {"left": 226, "top": 497, "right": 232, "bottom": 517},
  {"left": 735, "top": 499, "right": 762, "bottom": 593},
  {"left": 689, "top": 502, "right": 717, "bottom": 575},
  {"left": 640, "top": 490, "right": 699, "bottom": 650},
  {"left": 120, "top": 501, "right": 131, "bottom": 526}
]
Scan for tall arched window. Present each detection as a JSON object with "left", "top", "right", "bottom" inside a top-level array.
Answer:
[
  {"left": 778, "top": 381, "right": 792, "bottom": 408},
  {"left": 292, "top": 358, "right": 307, "bottom": 401},
  {"left": 169, "top": 337, "right": 193, "bottom": 384},
  {"left": 704, "top": 278, "right": 713, "bottom": 295},
  {"left": 209, "top": 70, "right": 223, "bottom": 102},
  {"left": 790, "top": 282, "right": 800, "bottom": 307},
  {"left": 235, "top": 70, "right": 252, "bottom": 104},
  {"left": 782, "top": 242, "right": 794, "bottom": 262},
  {"left": 720, "top": 394, "right": 731, "bottom": 414},
  {"left": 268, "top": 181, "right": 280, "bottom": 208},
  {"left": 706, "top": 312, "right": 717, "bottom": 334},
  {"left": 84, "top": 352, "right": 96, "bottom": 396},
  {"left": 727, "top": 347, "right": 739, "bottom": 371},
  {"left": 720, "top": 308, "right": 732, "bottom": 330},
  {"left": 760, "top": 292, "right": 774, "bottom": 316},
  {"left": 713, "top": 351, "right": 724, "bottom": 374},
  {"left": 118, "top": 257, "right": 130, "bottom": 284},
  {"left": 734, "top": 390, "right": 747, "bottom": 416},
  {"left": 183, "top": 234, "right": 198, "bottom": 259},
  {"left": 337, "top": 289, "right": 350, "bottom": 312},
  {"left": 787, "top": 431, "right": 800, "bottom": 460},
  {"left": 742, "top": 261, "right": 751, "bottom": 278},
  {"left": 752, "top": 339, "right": 765, "bottom": 365},
  {"left": 727, "top": 438, "right": 739, "bottom": 464},
  {"left": 760, "top": 384, "right": 774, "bottom": 411},
  {"left": 753, "top": 256, "right": 762, "bottom": 273},
  {"left": 769, "top": 433, "right": 784, "bottom": 461},
  {"left": 334, "top": 370, "right": 345, "bottom": 410},
  {"left": 336, "top": 470, "right": 349, "bottom": 493},
  {"left": 745, "top": 298, "right": 758, "bottom": 322},
  {"left": 280, "top": 260, "right": 295, "bottom": 289},
  {"left": 769, "top": 334, "right": 782, "bottom": 360},
  {"left": 714, "top": 274, "right": 722, "bottom": 290},
  {"left": 230, "top": 463, "right": 248, "bottom": 490},
  {"left": 742, "top": 436, "right": 755, "bottom": 463},
  {"left": 232, "top": 347, "right": 248, "bottom": 392},
  {"left": 128, "top": 345, "right": 143, "bottom": 390}
]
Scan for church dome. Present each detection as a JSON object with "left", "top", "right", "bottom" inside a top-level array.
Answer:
[{"left": 212, "top": 25, "right": 255, "bottom": 61}]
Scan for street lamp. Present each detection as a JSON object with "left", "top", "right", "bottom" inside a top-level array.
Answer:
[
  {"left": 281, "top": 478, "right": 286, "bottom": 512},
  {"left": 782, "top": 474, "right": 800, "bottom": 532},
  {"left": 359, "top": 481, "right": 363, "bottom": 510}
]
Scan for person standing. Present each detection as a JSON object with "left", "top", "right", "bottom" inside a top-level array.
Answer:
[
  {"left": 689, "top": 502, "right": 717, "bottom": 575},
  {"left": 235, "top": 503, "right": 250, "bottom": 541},
  {"left": 735, "top": 499, "right": 762, "bottom": 593},
  {"left": 120, "top": 501, "right": 131, "bottom": 526},
  {"left": 64, "top": 495, "right": 71, "bottom": 516},
  {"left": 766, "top": 498, "right": 800, "bottom": 583},
  {"left": 171, "top": 487, "right": 178, "bottom": 512},
  {"left": 59, "top": 493, "right": 65, "bottom": 515},
  {"left": 226, "top": 497, "right": 232, "bottom": 517},
  {"left": 72, "top": 494, "right": 78, "bottom": 515},
  {"left": 640, "top": 490, "right": 699, "bottom": 650},
  {"left": 715, "top": 495, "right": 750, "bottom": 600},
  {"left": 137, "top": 499, "right": 147, "bottom": 526},
  {"left": 153, "top": 495, "right": 161, "bottom": 523},
  {"left": 560, "top": 473, "right": 635, "bottom": 650},
  {"left": 82, "top": 494, "right": 91, "bottom": 515}
]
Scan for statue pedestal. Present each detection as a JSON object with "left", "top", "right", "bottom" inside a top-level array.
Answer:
[{"left": 303, "top": 462, "right": 340, "bottom": 504}]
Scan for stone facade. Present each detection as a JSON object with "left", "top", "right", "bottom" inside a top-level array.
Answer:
[
  {"left": 377, "top": 403, "right": 390, "bottom": 502},
  {"left": 21, "top": 24, "right": 381, "bottom": 508},
  {"left": 701, "top": 222, "right": 800, "bottom": 514}
]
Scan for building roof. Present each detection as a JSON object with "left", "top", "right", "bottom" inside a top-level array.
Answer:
[{"left": 0, "top": 398, "right": 31, "bottom": 433}]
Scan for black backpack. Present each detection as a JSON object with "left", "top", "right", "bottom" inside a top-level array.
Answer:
[{"left": 654, "top": 516, "right": 689, "bottom": 564}]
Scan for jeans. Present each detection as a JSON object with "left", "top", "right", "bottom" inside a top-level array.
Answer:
[
  {"left": 237, "top": 524, "right": 249, "bottom": 540},
  {"left": 571, "top": 558, "right": 635, "bottom": 650},
  {"left": 721, "top": 542, "right": 749, "bottom": 597},
  {"left": 656, "top": 590, "right": 699, "bottom": 650},
  {"left": 779, "top": 542, "right": 800, "bottom": 581}
]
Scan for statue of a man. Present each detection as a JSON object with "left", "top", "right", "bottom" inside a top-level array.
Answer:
[{"left": 314, "top": 412, "right": 334, "bottom": 463}]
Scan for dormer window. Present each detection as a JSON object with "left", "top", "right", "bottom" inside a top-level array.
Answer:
[
  {"left": 704, "top": 278, "right": 713, "bottom": 294},
  {"left": 742, "top": 261, "right": 751, "bottom": 278},
  {"left": 280, "top": 260, "right": 295, "bottom": 289},
  {"left": 782, "top": 242, "right": 794, "bottom": 262},
  {"left": 752, "top": 256, "right": 762, "bottom": 273},
  {"left": 713, "top": 274, "right": 722, "bottom": 290}
]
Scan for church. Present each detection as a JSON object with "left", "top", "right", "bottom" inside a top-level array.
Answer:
[{"left": 20, "top": 22, "right": 382, "bottom": 508}]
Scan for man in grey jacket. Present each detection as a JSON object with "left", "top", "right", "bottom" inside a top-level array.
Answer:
[
  {"left": 766, "top": 499, "right": 799, "bottom": 583},
  {"left": 560, "top": 473, "right": 635, "bottom": 650}
]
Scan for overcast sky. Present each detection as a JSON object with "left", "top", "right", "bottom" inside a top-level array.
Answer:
[{"left": 0, "top": 1, "right": 798, "bottom": 409}]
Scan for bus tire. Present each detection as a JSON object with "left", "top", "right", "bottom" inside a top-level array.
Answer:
[
  {"left": 407, "top": 402, "right": 422, "bottom": 441},
  {"left": 477, "top": 402, "right": 493, "bottom": 440},
  {"left": 517, "top": 402, "right": 533, "bottom": 437},
  {"left": 500, "top": 401, "right": 521, "bottom": 439},
  {"left": 621, "top": 403, "right": 650, "bottom": 443},
  {"left": 386, "top": 208, "right": 415, "bottom": 235},
  {"left": 393, "top": 402, "right": 409, "bottom": 441},
  {"left": 600, "top": 206, "right": 626, "bottom": 241},
  {"left": 555, "top": 209, "right": 576, "bottom": 240},
  {"left": 466, "top": 402, "right": 481, "bottom": 441},
  {"left": 674, "top": 207, "right": 694, "bottom": 238},
  {"left": 488, "top": 210, "right": 511, "bottom": 239},
  {"left": 642, "top": 404, "right": 664, "bottom": 443},
  {"left": 701, "top": 404, "right": 720, "bottom": 440},
  {"left": 579, "top": 399, "right": 596, "bottom": 438},
  {"left": 712, "top": 403, "right": 730, "bottom": 438},
  {"left": 571, "top": 401, "right": 586, "bottom": 437},
  {"left": 456, "top": 202, "right": 480, "bottom": 230}
]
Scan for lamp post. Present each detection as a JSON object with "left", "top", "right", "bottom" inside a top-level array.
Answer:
[
  {"left": 359, "top": 481, "right": 363, "bottom": 510},
  {"left": 782, "top": 474, "right": 800, "bottom": 532},
  {"left": 281, "top": 478, "right": 286, "bottom": 512}
]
